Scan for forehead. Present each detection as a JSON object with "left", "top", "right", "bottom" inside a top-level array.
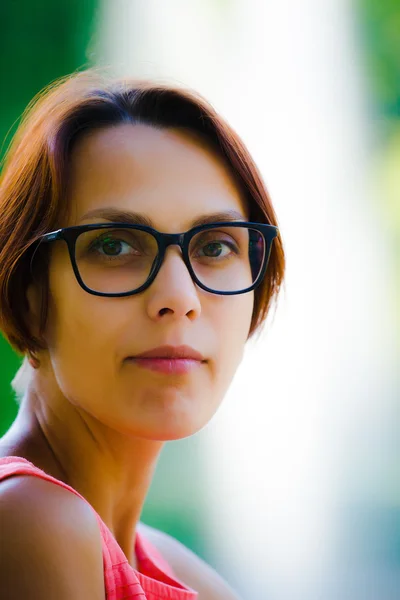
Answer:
[{"left": 66, "top": 124, "right": 248, "bottom": 229}]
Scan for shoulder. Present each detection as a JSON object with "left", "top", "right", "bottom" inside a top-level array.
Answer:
[
  {"left": 138, "top": 522, "right": 242, "bottom": 600},
  {"left": 0, "top": 475, "right": 105, "bottom": 599},
  {"left": 0, "top": 473, "right": 101, "bottom": 535}
]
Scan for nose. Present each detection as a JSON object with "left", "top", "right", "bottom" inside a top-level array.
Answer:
[{"left": 146, "top": 246, "right": 202, "bottom": 322}]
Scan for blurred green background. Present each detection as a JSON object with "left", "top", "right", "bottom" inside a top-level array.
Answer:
[
  {"left": 0, "top": 0, "right": 99, "bottom": 433},
  {"left": 358, "top": 0, "right": 400, "bottom": 343}
]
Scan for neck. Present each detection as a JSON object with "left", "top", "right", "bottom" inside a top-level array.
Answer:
[{"left": 0, "top": 386, "right": 165, "bottom": 568}]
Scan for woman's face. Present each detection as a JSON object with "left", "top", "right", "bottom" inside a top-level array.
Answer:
[{"left": 37, "top": 124, "right": 253, "bottom": 440}]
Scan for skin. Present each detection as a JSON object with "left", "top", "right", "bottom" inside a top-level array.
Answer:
[{"left": 0, "top": 124, "right": 253, "bottom": 571}]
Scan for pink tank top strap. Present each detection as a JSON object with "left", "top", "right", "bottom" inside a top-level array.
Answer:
[{"left": 0, "top": 455, "right": 90, "bottom": 502}]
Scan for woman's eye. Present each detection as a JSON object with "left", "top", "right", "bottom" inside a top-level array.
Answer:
[
  {"left": 100, "top": 239, "right": 131, "bottom": 256},
  {"left": 198, "top": 241, "right": 231, "bottom": 257},
  {"left": 193, "top": 236, "right": 239, "bottom": 260},
  {"left": 91, "top": 235, "right": 139, "bottom": 257}
]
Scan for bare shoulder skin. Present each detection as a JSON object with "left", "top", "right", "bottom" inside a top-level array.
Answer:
[
  {"left": 138, "top": 522, "right": 242, "bottom": 600},
  {"left": 0, "top": 476, "right": 105, "bottom": 600}
]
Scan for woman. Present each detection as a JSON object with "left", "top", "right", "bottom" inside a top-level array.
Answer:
[{"left": 0, "top": 70, "right": 285, "bottom": 599}]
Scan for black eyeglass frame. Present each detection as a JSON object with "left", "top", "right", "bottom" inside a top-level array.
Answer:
[{"left": 37, "top": 221, "right": 279, "bottom": 297}]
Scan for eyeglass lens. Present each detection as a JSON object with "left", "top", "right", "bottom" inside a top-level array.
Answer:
[{"left": 74, "top": 225, "right": 266, "bottom": 294}]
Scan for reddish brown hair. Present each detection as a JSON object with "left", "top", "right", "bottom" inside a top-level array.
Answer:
[{"left": 0, "top": 70, "right": 285, "bottom": 355}]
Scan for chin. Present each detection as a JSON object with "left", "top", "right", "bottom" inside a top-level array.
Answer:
[
  {"left": 134, "top": 401, "right": 217, "bottom": 442},
  {"left": 109, "top": 383, "right": 221, "bottom": 440},
  {"left": 141, "top": 408, "right": 214, "bottom": 442}
]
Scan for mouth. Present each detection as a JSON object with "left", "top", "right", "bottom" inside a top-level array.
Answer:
[
  {"left": 127, "top": 357, "right": 203, "bottom": 375},
  {"left": 126, "top": 345, "right": 206, "bottom": 375}
]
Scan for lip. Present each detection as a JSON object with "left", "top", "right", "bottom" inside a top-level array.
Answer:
[
  {"left": 133, "top": 345, "right": 205, "bottom": 361},
  {"left": 126, "top": 345, "right": 206, "bottom": 375}
]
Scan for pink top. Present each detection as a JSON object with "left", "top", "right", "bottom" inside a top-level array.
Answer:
[{"left": 0, "top": 456, "right": 198, "bottom": 600}]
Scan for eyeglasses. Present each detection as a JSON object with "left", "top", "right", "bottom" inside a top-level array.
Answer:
[{"left": 36, "top": 221, "right": 278, "bottom": 296}]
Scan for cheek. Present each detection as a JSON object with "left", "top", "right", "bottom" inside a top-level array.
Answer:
[
  {"left": 222, "top": 291, "right": 253, "bottom": 340},
  {"left": 45, "top": 276, "right": 141, "bottom": 408},
  {"left": 212, "top": 292, "right": 253, "bottom": 381},
  {"left": 46, "top": 259, "right": 135, "bottom": 360}
]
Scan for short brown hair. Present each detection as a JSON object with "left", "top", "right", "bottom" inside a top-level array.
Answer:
[{"left": 0, "top": 70, "right": 285, "bottom": 356}]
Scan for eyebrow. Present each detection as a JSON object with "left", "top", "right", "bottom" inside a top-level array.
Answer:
[{"left": 78, "top": 207, "right": 247, "bottom": 229}]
